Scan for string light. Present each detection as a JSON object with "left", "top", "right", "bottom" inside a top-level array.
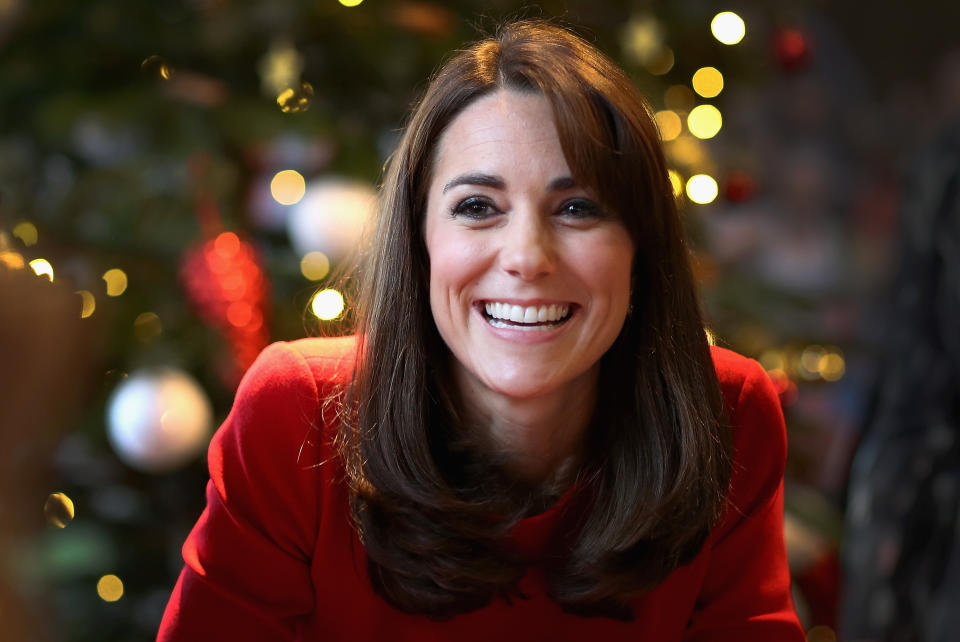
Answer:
[
  {"left": 311, "top": 288, "right": 345, "bottom": 320},
  {"left": 685, "top": 174, "right": 719, "bottom": 204},
  {"left": 692, "top": 67, "right": 724, "bottom": 98},
  {"left": 711, "top": 12, "right": 746, "bottom": 45},
  {"left": 300, "top": 251, "right": 330, "bottom": 281},
  {"left": 654, "top": 110, "right": 682, "bottom": 141},
  {"left": 646, "top": 47, "right": 675, "bottom": 75},
  {"left": 270, "top": 170, "right": 306, "bottom": 205},
  {"left": 76, "top": 290, "right": 96, "bottom": 318},
  {"left": 97, "top": 575, "right": 124, "bottom": 602},
  {"left": 664, "top": 84, "right": 696, "bottom": 111},
  {"left": 687, "top": 104, "right": 723, "bottom": 139},
  {"left": 29, "top": 258, "right": 54, "bottom": 281},
  {"left": 12, "top": 221, "right": 38, "bottom": 246},
  {"left": 134, "top": 312, "right": 162, "bottom": 342},
  {"left": 103, "top": 268, "right": 128, "bottom": 296},
  {"left": 276, "top": 82, "right": 314, "bottom": 113},
  {"left": 819, "top": 351, "right": 846, "bottom": 381},
  {"left": 44, "top": 492, "right": 75, "bottom": 528},
  {"left": 141, "top": 55, "right": 174, "bottom": 80}
]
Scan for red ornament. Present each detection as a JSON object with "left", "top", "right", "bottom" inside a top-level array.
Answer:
[
  {"left": 774, "top": 27, "right": 811, "bottom": 72},
  {"left": 180, "top": 230, "right": 271, "bottom": 385},
  {"left": 724, "top": 170, "right": 756, "bottom": 202}
]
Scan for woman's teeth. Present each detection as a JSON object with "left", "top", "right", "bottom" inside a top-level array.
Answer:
[{"left": 482, "top": 302, "right": 571, "bottom": 329}]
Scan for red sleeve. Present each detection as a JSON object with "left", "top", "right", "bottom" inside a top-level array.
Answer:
[
  {"left": 683, "top": 358, "right": 805, "bottom": 641},
  {"left": 157, "top": 342, "right": 323, "bottom": 641}
]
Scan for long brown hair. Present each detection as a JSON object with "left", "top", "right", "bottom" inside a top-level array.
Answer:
[{"left": 340, "top": 19, "right": 732, "bottom": 620}]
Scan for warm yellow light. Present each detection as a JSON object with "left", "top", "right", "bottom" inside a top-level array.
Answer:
[
  {"left": 311, "top": 288, "right": 345, "bottom": 320},
  {"left": 0, "top": 250, "right": 25, "bottom": 269},
  {"left": 44, "top": 492, "right": 75, "bottom": 528},
  {"left": 711, "top": 11, "right": 746, "bottom": 45},
  {"left": 276, "top": 82, "right": 314, "bottom": 113},
  {"left": 134, "top": 312, "right": 163, "bottom": 342},
  {"left": 300, "top": 251, "right": 330, "bottom": 281},
  {"left": 666, "top": 135, "right": 706, "bottom": 167},
  {"left": 692, "top": 67, "right": 724, "bottom": 98},
  {"left": 271, "top": 170, "right": 306, "bottom": 205},
  {"left": 338, "top": 0, "right": 363, "bottom": 6},
  {"left": 646, "top": 47, "right": 675, "bottom": 75},
  {"left": 819, "top": 352, "right": 846, "bottom": 382},
  {"left": 688, "top": 104, "right": 723, "bottom": 139},
  {"left": 664, "top": 84, "right": 695, "bottom": 111},
  {"left": 76, "top": 290, "right": 96, "bottom": 318},
  {"left": 685, "top": 174, "right": 719, "bottom": 204},
  {"left": 103, "top": 268, "right": 128, "bottom": 296},
  {"left": 799, "top": 345, "right": 826, "bottom": 380},
  {"left": 667, "top": 170, "right": 683, "bottom": 197},
  {"left": 621, "top": 16, "right": 663, "bottom": 65},
  {"left": 97, "top": 574, "right": 124, "bottom": 602},
  {"left": 806, "top": 625, "right": 838, "bottom": 642},
  {"left": 29, "top": 258, "right": 53, "bottom": 281},
  {"left": 654, "top": 110, "right": 682, "bottom": 141},
  {"left": 13, "top": 221, "right": 38, "bottom": 246},
  {"left": 759, "top": 349, "right": 786, "bottom": 372}
]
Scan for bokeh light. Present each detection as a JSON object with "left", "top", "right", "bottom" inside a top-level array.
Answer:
[
  {"left": 0, "top": 250, "right": 25, "bottom": 269},
  {"left": 29, "top": 258, "right": 53, "bottom": 281},
  {"left": 667, "top": 170, "right": 683, "bottom": 198},
  {"left": 759, "top": 348, "right": 786, "bottom": 372},
  {"left": 12, "top": 221, "right": 38, "bottom": 246},
  {"left": 97, "top": 574, "right": 124, "bottom": 602},
  {"left": 666, "top": 135, "right": 706, "bottom": 167},
  {"left": 141, "top": 55, "right": 174, "bottom": 80},
  {"left": 685, "top": 174, "right": 719, "bottom": 204},
  {"left": 44, "top": 492, "right": 75, "bottom": 528},
  {"left": 311, "top": 288, "right": 345, "bottom": 320},
  {"left": 134, "top": 312, "right": 162, "bottom": 342},
  {"left": 276, "top": 82, "right": 314, "bottom": 113},
  {"left": 711, "top": 11, "right": 746, "bottom": 45},
  {"left": 819, "top": 351, "right": 846, "bottom": 381},
  {"left": 692, "top": 67, "right": 724, "bottom": 98},
  {"left": 654, "top": 110, "right": 682, "bottom": 141},
  {"left": 664, "top": 84, "right": 696, "bottom": 111},
  {"left": 806, "top": 625, "right": 837, "bottom": 642},
  {"left": 646, "top": 47, "right": 675, "bottom": 75},
  {"left": 687, "top": 104, "right": 723, "bottom": 139},
  {"left": 103, "top": 268, "right": 128, "bottom": 296},
  {"left": 270, "top": 170, "right": 307, "bottom": 205},
  {"left": 300, "top": 251, "right": 330, "bottom": 281},
  {"left": 76, "top": 290, "right": 96, "bottom": 318},
  {"left": 338, "top": 0, "right": 363, "bottom": 6}
]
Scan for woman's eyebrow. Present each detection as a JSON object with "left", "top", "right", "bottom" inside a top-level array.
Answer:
[
  {"left": 441, "top": 173, "right": 577, "bottom": 194},
  {"left": 442, "top": 173, "right": 505, "bottom": 194}
]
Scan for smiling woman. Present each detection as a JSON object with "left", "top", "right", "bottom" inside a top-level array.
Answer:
[{"left": 158, "top": 19, "right": 804, "bottom": 642}]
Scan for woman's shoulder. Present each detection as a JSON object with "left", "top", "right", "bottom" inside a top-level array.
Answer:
[
  {"left": 708, "top": 344, "right": 779, "bottom": 424},
  {"left": 246, "top": 335, "right": 358, "bottom": 391}
]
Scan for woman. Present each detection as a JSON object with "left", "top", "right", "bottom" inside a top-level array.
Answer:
[{"left": 158, "top": 20, "right": 803, "bottom": 641}]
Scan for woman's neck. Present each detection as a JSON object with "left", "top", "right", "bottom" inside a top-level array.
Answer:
[{"left": 452, "top": 362, "right": 599, "bottom": 487}]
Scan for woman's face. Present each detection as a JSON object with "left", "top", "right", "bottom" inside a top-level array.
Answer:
[{"left": 424, "top": 90, "right": 634, "bottom": 406}]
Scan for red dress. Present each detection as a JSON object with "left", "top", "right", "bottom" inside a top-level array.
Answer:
[{"left": 158, "top": 337, "right": 804, "bottom": 641}]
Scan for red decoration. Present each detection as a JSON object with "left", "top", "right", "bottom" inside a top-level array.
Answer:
[
  {"left": 180, "top": 230, "right": 271, "bottom": 385},
  {"left": 774, "top": 27, "right": 811, "bottom": 72},
  {"left": 724, "top": 170, "right": 756, "bottom": 202}
]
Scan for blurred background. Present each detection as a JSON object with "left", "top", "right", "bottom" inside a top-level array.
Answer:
[{"left": 2, "top": 0, "right": 959, "bottom": 640}]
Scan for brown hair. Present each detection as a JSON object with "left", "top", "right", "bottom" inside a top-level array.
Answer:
[{"left": 340, "top": 19, "right": 732, "bottom": 620}]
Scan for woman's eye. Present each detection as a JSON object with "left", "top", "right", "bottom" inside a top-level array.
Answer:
[
  {"left": 451, "top": 197, "right": 498, "bottom": 220},
  {"left": 558, "top": 198, "right": 601, "bottom": 219}
]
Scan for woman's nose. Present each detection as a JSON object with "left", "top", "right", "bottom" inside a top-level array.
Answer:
[{"left": 498, "top": 213, "right": 556, "bottom": 281}]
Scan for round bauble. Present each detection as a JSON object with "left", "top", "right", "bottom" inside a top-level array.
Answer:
[{"left": 106, "top": 369, "right": 213, "bottom": 473}]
